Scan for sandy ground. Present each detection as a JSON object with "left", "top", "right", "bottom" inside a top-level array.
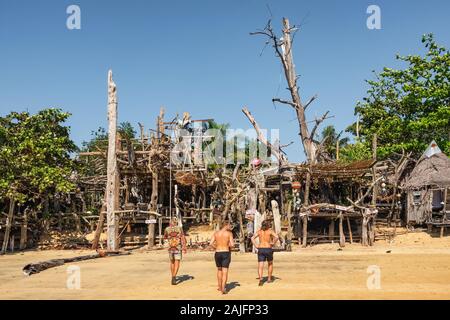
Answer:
[{"left": 1, "top": 231, "right": 450, "bottom": 300}]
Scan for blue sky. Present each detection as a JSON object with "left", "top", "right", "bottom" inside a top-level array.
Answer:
[{"left": 0, "top": 0, "right": 449, "bottom": 162}]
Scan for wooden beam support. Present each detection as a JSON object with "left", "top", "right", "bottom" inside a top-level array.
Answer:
[
  {"left": 1, "top": 197, "right": 15, "bottom": 254},
  {"left": 346, "top": 216, "right": 353, "bottom": 244},
  {"left": 106, "top": 70, "right": 119, "bottom": 251},
  {"left": 339, "top": 214, "right": 345, "bottom": 248},
  {"left": 328, "top": 219, "right": 335, "bottom": 241}
]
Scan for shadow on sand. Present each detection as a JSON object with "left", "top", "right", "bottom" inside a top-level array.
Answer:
[
  {"left": 176, "top": 274, "right": 195, "bottom": 284},
  {"left": 225, "top": 281, "right": 241, "bottom": 293}
]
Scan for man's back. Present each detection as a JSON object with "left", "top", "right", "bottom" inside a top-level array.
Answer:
[
  {"left": 258, "top": 229, "right": 275, "bottom": 248},
  {"left": 214, "top": 230, "right": 232, "bottom": 252}
]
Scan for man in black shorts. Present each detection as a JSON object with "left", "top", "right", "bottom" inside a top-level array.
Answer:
[
  {"left": 209, "top": 220, "right": 234, "bottom": 294},
  {"left": 251, "top": 220, "right": 279, "bottom": 286}
]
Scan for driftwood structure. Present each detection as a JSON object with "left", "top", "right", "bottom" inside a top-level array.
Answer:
[{"left": 3, "top": 17, "right": 446, "bottom": 255}]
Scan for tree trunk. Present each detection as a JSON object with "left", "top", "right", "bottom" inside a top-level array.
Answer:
[
  {"left": 346, "top": 217, "right": 353, "bottom": 244},
  {"left": 91, "top": 201, "right": 106, "bottom": 250},
  {"left": 328, "top": 219, "right": 335, "bottom": 241},
  {"left": 281, "top": 18, "right": 318, "bottom": 162},
  {"left": 371, "top": 134, "right": 378, "bottom": 207},
  {"left": 20, "top": 209, "right": 28, "bottom": 250},
  {"left": 242, "top": 107, "right": 287, "bottom": 163},
  {"left": 148, "top": 170, "right": 158, "bottom": 249},
  {"left": 106, "top": 70, "right": 119, "bottom": 251},
  {"left": 339, "top": 214, "right": 345, "bottom": 248},
  {"left": 271, "top": 200, "right": 281, "bottom": 246},
  {"left": 286, "top": 200, "right": 293, "bottom": 251},
  {"left": 362, "top": 216, "right": 369, "bottom": 246},
  {"left": 1, "top": 197, "right": 15, "bottom": 254},
  {"left": 302, "top": 215, "right": 308, "bottom": 247}
]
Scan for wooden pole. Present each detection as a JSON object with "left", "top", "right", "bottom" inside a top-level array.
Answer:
[
  {"left": 286, "top": 200, "right": 293, "bottom": 251},
  {"left": 1, "top": 197, "right": 15, "bottom": 254},
  {"left": 368, "top": 217, "right": 375, "bottom": 246},
  {"left": 91, "top": 197, "right": 106, "bottom": 250},
  {"left": 328, "top": 219, "right": 335, "bottom": 241},
  {"left": 336, "top": 139, "right": 340, "bottom": 160},
  {"left": 302, "top": 167, "right": 311, "bottom": 248},
  {"left": 20, "top": 209, "right": 28, "bottom": 250},
  {"left": 114, "top": 133, "right": 121, "bottom": 247},
  {"left": 272, "top": 200, "right": 281, "bottom": 246},
  {"left": 346, "top": 217, "right": 353, "bottom": 244},
  {"left": 242, "top": 107, "right": 287, "bottom": 163},
  {"left": 148, "top": 171, "right": 158, "bottom": 249},
  {"left": 371, "top": 134, "right": 378, "bottom": 207},
  {"left": 356, "top": 116, "right": 360, "bottom": 140},
  {"left": 302, "top": 215, "right": 308, "bottom": 247},
  {"left": 148, "top": 112, "right": 162, "bottom": 249},
  {"left": 339, "top": 214, "right": 345, "bottom": 247},
  {"left": 237, "top": 199, "right": 245, "bottom": 253},
  {"left": 106, "top": 70, "right": 118, "bottom": 251},
  {"left": 362, "top": 215, "right": 368, "bottom": 246}
]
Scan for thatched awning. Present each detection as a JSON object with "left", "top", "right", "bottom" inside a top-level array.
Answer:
[
  {"left": 290, "top": 159, "right": 375, "bottom": 179},
  {"left": 174, "top": 171, "right": 205, "bottom": 187},
  {"left": 403, "top": 153, "right": 450, "bottom": 189}
]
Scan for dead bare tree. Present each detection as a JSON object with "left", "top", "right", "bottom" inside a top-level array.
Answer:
[{"left": 251, "top": 18, "right": 330, "bottom": 165}]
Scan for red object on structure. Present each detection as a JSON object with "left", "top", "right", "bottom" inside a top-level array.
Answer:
[
  {"left": 251, "top": 158, "right": 261, "bottom": 167},
  {"left": 292, "top": 181, "right": 301, "bottom": 189}
]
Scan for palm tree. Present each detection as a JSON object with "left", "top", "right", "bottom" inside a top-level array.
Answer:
[
  {"left": 320, "top": 125, "right": 350, "bottom": 160},
  {"left": 204, "top": 120, "right": 230, "bottom": 167}
]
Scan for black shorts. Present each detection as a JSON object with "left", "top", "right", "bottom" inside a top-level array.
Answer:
[
  {"left": 215, "top": 252, "right": 231, "bottom": 268},
  {"left": 257, "top": 248, "right": 274, "bottom": 262}
]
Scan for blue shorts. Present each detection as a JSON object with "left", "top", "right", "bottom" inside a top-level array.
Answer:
[
  {"left": 257, "top": 248, "right": 274, "bottom": 262},
  {"left": 215, "top": 251, "right": 231, "bottom": 268}
]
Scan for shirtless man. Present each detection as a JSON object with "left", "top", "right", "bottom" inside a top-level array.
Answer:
[
  {"left": 209, "top": 220, "right": 234, "bottom": 294},
  {"left": 251, "top": 220, "right": 279, "bottom": 286}
]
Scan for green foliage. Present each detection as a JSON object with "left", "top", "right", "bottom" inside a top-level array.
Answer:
[
  {"left": 81, "top": 127, "right": 108, "bottom": 152},
  {"left": 348, "top": 34, "right": 450, "bottom": 158},
  {"left": 0, "top": 108, "right": 78, "bottom": 203},
  {"left": 204, "top": 120, "right": 230, "bottom": 168},
  {"left": 81, "top": 122, "right": 135, "bottom": 153},
  {"left": 118, "top": 121, "right": 136, "bottom": 141},
  {"left": 319, "top": 125, "right": 350, "bottom": 160},
  {"left": 339, "top": 141, "right": 372, "bottom": 162}
]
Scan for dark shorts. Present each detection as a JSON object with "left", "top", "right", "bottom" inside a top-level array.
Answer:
[
  {"left": 215, "top": 251, "right": 231, "bottom": 268},
  {"left": 257, "top": 248, "right": 274, "bottom": 262}
]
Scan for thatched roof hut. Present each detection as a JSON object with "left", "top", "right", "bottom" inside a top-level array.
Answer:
[
  {"left": 403, "top": 141, "right": 450, "bottom": 225},
  {"left": 403, "top": 144, "right": 450, "bottom": 190}
]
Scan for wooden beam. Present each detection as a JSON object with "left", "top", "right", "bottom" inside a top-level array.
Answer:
[
  {"left": 106, "top": 70, "right": 119, "bottom": 251},
  {"left": 302, "top": 215, "right": 308, "bottom": 247},
  {"left": 19, "top": 209, "right": 28, "bottom": 250},
  {"left": 328, "top": 219, "right": 335, "bottom": 241},
  {"left": 346, "top": 216, "right": 353, "bottom": 244},
  {"left": 371, "top": 134, "right": 378, "bottom": 206},
  {"left": 1, "top": 197, "right": 15, "bottom": 254},
  {"left": 339, "top": 214, "right": 345, "bottom": 248}
]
